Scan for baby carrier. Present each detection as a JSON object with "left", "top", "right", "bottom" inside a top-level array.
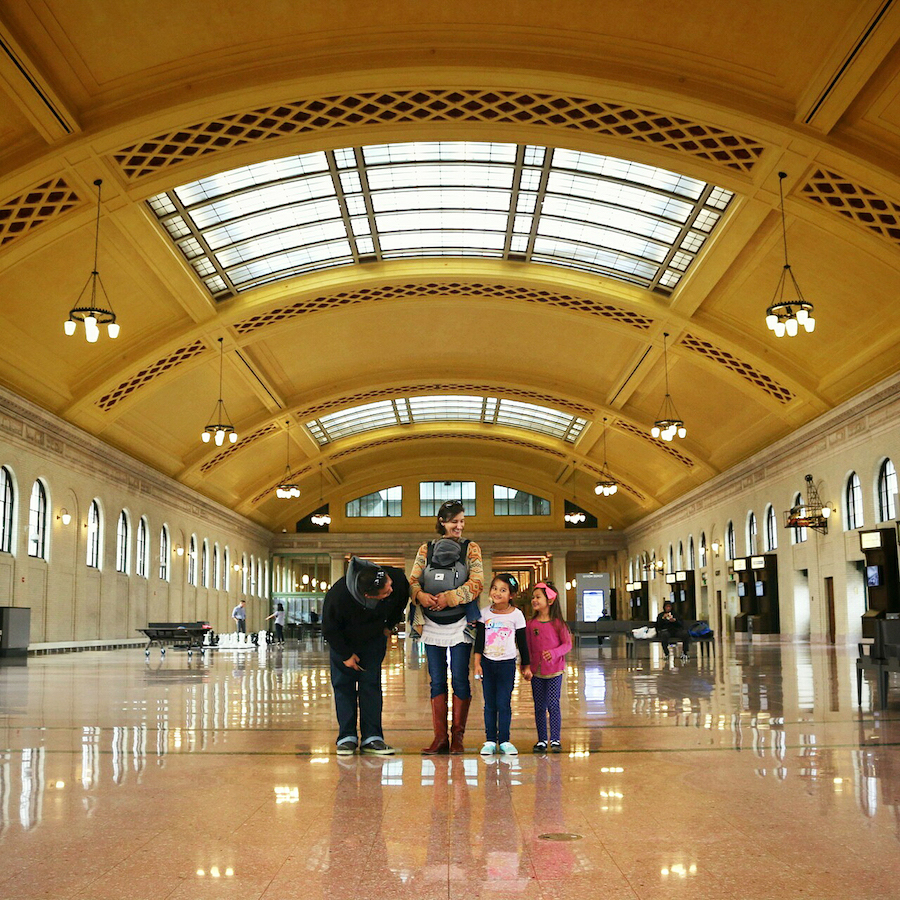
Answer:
[{"left": 420, "top": 538, "right": 470, "bottom": 623}]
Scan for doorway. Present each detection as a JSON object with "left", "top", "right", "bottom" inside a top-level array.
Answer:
[{"left": 825, "top": 577, "right": 836, "bottom": 645}]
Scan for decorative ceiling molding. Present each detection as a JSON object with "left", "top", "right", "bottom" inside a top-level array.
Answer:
[
  {"left": 615, "top": 420, "right": 694, "bottom": 467},
  {"left": 0, "top": 177, "right": 81, "bottom": 250},
  {"left": 233, "top": 281, "right": 654, "bottom": 336},
  {"left": 199, "top": 421, "right": 279, "bottom": 473},
  {"left": 108, "top": 89, "right": 766, "bottom": 182}
]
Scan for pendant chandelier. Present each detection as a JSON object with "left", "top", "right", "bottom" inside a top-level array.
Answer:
[
  {"left": 63, "top": 179, "right": 120, "bottom": 342},
  {"left": 200, "top": 338, "right": 238, "bottom": 445},
  {"left": 311, "top": 464, "right": 332, "bottom": 526},
  {"left": 765, "top": 171, "right": 815, "bottom": 337},
  {"left": 651, "top": 332, "right": 686, "bottom": 441},
  {"left": 275, "top": 421, "right": 300, "bottom": 498},
  {"left": 594, "top": 418, "right": 619, "bottom": 495},
  {"left": 564, "top": 467, "right": 585, "bottom": 524}
]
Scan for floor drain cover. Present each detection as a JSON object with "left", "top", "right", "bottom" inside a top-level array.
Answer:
[{"left": 538, "top": 832, "right": 583, "bottom": 841}]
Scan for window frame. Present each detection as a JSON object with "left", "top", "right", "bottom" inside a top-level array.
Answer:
[
  {"left": 159, "top": 526, "right": 170, "bottom": 581},
  {"left": 27, "top": 479, "right": 48, "bottom": 560},
  {"left": 846, "top": 472, "right": 864, "bottom": 531},
  {"left": 136, "top": 517, "right": 149, "bottom": 578},
  {"left": 115, "top": 509, "right": 129, "bottom": 574},
  {"left": 877, "top": 458, "right": 897, "bottom": 522},
  {"left": 86, "top": 499, "right": 102, "bottom": 570},
  {"left": 0, "top": 466, "right": 15, "bottom": 554}
]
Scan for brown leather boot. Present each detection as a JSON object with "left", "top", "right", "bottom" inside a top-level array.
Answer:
[
  {"left": 450, "top": 695, "right": 471, "bottom": 754},
  {"left": 422, "top": 694, "right": 450, "bottom": 754}
]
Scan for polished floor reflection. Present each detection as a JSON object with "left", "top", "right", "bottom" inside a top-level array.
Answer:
[{"left": 1, "top": 636, "right": 900, "bottom": 899}]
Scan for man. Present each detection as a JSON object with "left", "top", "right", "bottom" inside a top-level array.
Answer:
[
  {"left": 656, "top": 600, "right": 690, "bottom": 661},
  {"left": 232, "top": 599, "right": 247, "bottom": 633},
  {"left": 322, "top": 557, "right": 408, "bottom": 755}
]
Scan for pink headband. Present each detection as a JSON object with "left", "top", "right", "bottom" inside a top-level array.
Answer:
[{"left": 534, "top": 582, "right": 558, "bottom": 602}]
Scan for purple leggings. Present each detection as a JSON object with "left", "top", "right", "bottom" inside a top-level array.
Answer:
[{"left": 531, "top": 674, "right": 563, "bottom": 743}]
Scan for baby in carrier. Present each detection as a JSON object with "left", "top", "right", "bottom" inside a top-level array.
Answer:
[{"left": 410, "top": 538, "right": 481, "bottom": 638}]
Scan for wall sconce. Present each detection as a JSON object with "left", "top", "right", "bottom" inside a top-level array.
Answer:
[
  {"left": 57, "top": 509, "right": 71, "bottom": 526},
  {"left": 711, "top": 540, "right": 721, "bottom": 556},
  {"left": 233, "top": 563, "right": 242, "bottom": 572},
  {"left": 175, "top": 545, "right": 184, "bottom": 556}
]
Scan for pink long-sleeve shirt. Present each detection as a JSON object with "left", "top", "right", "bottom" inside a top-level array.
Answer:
[{"left": 525, "top": 619, "right": 572, "bottom": 678}]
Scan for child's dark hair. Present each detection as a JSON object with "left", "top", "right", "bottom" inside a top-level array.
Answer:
[
  {"left": 490, "top": 572, "right": 519, "bottom": 596},
  {"left": 530, "top": 580, "right": 568, "bottom": 628},
  {"left": 435, "top": 500, "right": 465, "bottom": 535}
]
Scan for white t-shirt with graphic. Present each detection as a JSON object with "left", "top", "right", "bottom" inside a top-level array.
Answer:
[{"left": 479, "top": 607, "right": 526, "bottom": 661}]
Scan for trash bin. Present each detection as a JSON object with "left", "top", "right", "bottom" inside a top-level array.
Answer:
[{"left": 0, "top": 607, "right": 31, "bottom": 657}]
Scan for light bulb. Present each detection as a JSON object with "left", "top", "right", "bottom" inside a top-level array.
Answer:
[
  {"left": 107, "top": 322, "right": 120, "bottom": 338},
  {"left": 61, "top": 512, "right": 71, "bottom": 525},
  {"left": 821, "top": 505, "right": 831, "bottom": 519},
  {"left": 795, "top": 308, "right": 808, "bottom": 324},
  {"left": 804, "top": 316, "right": 816, "bottom": 333},
  {"left": 201, "top": 431, "right": 210, "bottom": 443},
  {"left": 84, "top": 316, "right": 99, "bottom": 342},
  {"left": 651, "top": 425, "right": 660, "bottom": 437},
  {"left": 677, "top": 426, "right": 686, "bottom": 438},
  {"left": 765, "top": 314, "right": 777, "bottom": 330},
  {"left": 64, "top": 319, "right": 76, "bottom": 336},
  {"left": 276, "top": 488, "right": 285, "bottom": 498},
  {"left": 773, "top": 321, "right": 786, "bottom": 337},
  {"left": 229, "top": 432, "right": 238, "bottom": 443},
  {"left": 785, "top": 317, "right": 799, "bottom": 337},
  {"left": 610, "top": 484, "right": 618, "bottom": 495},
  {"left": 215, "top": 429, "right": 225, "bottom": 446}
]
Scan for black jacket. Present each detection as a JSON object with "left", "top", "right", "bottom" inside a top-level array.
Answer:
[{"left": 322, "top": 565, "right": 408, "bottom": 660}]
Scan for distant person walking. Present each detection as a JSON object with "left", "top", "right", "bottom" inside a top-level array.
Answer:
[{"left": 232, "top": 599, "right": 247, "bottom": 634}]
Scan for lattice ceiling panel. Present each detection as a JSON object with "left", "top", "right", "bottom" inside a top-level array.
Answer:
[
  {"left": 680, "top": 334, "right": 794, "bottom": 403},
  {"left": 800, "top": 167, "right": 900, "bottom": 248},
  {"left": 109, "top": 89, "right": 765, "bottom": 181},
  {"left": 0, "top": 178, "right": 81, "bottom": 250},
  {"left": 616, "top": 420, "right": 694, "bottom": 467},
  {"left": 234, "top": 282, "right": 653, "bottom": 335},
  {"left": 96, "top": 340, "right": 206, "bottom": 411},
  {"left": 199, "top": 421, "right": 279, "bottom": 473}
]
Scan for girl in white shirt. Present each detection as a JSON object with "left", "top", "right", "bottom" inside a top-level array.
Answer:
[{"left": 473, "top": 574, "right": 532, "bottom": 755}]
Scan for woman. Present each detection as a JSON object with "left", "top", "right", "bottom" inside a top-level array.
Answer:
[
  {"left": 266, "top": 602, "right": 285, "bottom": 643},
  {"left": 409, "top": 500, "right": 484, "bottom": 754}
]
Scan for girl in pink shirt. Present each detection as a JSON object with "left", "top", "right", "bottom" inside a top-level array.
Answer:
[{"left": 526, "top": 581, "right": 572, "bottom": 753}]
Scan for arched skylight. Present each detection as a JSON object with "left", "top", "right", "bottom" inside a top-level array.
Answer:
[
  {"left": 305, "top": 395, "right": 588, "bottom": 445},
  {"left": 148, "top": 142, "right": 733, "bottom": 299}
]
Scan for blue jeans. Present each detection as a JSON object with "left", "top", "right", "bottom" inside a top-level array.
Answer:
[
  {"left": 482, "top": 657, "right": 516, "bottom": 744},
  {"left": 329, "top": 635, "right": 387, "bottom": 746},
  {"left": 424, "top": 642, "right": 472, "bottom": 699}
]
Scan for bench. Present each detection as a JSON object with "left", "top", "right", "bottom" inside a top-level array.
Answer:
[
  {"left": 138, "top": 622, "right": 212, "bottom": 658},
  {"left": 626, "top": 629, "right": 715, "bottom": 659},
  {"left": 856, "top": 618, "right": 900, "bottom": 708}
]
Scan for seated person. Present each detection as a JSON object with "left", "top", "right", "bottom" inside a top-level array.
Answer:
[{"left": 656, "top": 600, "right": 691, "bottom": 660}]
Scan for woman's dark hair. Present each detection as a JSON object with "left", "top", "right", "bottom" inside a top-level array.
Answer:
[
  {"left": 276, "top": 603, "right": 284, "bottom": 611},
  {"left": 490, "top": 573, "right": 519, "bottom": 596},
  {"left": 435, "top": 500, "right": 465, "bottom": 535}
]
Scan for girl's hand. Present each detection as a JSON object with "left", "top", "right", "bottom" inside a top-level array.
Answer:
[
  {"left": 542, "top": 649, "right": 552, "bottom": 661},
  {"left": 474, "top": 662, "right": 483, "bottom": 680},
  {"left": 521, "top": 665, "right": 533, "bottom": 681}
]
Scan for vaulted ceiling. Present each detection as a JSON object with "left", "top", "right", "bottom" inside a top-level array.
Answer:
[{"left": 2, "top": 0, "right": 900, "bottom": 532}]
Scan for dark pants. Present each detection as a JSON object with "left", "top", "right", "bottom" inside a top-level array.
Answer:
[
  {"left": 329, "top": 636, "right": 387, "bottom": 745},
  {"left": 235, "top": 618, "right": 246, "bottom": 634},
  {"left": 424, "top": 642, "right": 472, "bottom": 699},
  {"left": 659, "top": 627, "right": 690, "bottom": 655},
  {"left": 274, "top": 623, "right": 283, "bottom": 642},
  {"left": 482, "top": 657, "right": 516, "bottom": 744}
]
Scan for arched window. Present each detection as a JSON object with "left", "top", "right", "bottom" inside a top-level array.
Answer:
[
  {"left": 765, "top": 505, "right": 778, "bottom": 552},
  {"left": 224, "top": 547, "right": 231, "bottom": 591},
  {"left": 27, "top": 480, "right": 48, "bottom": 559},
  {"left": 115, "top": 510, "right": 129, "bottom": 573},
  {"left": 791, "top": 492, "right": 807, "bottom": 544},
  {"left": 1, "top": 466, "right": 15, "bottom": 554},
  {"left": 159, "top": 526, "right": 170, "bottom": 581},
  {"left": 688, "top": 536, "right": 695, "bottom": 570},
  {"left": 86, "top": 500, "right": 101, "bottom": 569},
  {"left": 668, "top": 544, "right": 674, "bottom": 571},
  {"left": 188, "top": 535, "right": 197, "bottom": 586},
  {"left": 699, "top": 532, "right": 707, "bottom": 568},
  {"left": 725, "top": 521, "right": 735, "bottom": 560},
  {"left": 213, "top": 543, "right": 220, "bottom": 590},
  {"left": 677, "top": 541, "right": 683, "bottom": 569},
  {"left": 136, "top": 517, "right": 149, "bottom": 578},
  {"left": 747, "top": 511, "right": 758, "bottom": 556},
  {"left": 846, "top": 472, "right": 864, "bottom": 531},
  {"left": 249, "top": 556, "right": 256, "bottom": 595},
  {"left": 201, "top": 539, "right": 209, "bottom": 588},
  {"left": 878, "top": 459, "right": 897, "bottom": 522},
  {"left": 242, "top": 554, "right": 248, "bottom": 594}
]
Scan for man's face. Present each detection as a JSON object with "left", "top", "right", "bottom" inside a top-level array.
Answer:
[{"left": 366, "top": 575, "right": 393, "bottom": 601}]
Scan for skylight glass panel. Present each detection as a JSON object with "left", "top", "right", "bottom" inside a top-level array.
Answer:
[
  {"left": 148, "top": 140, "right": 734, "bottom": 298},
  {"left": 407, "top": 395, "right": 485, "bottom": 421}
]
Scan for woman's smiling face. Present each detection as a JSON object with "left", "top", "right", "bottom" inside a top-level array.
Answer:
[{"left": 442, "top": 512, "right": 465, "bottom": 539}]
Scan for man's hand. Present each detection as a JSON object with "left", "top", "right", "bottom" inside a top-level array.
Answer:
[{"left": 343, "top": 653, "right": 365, "bottom": 671}]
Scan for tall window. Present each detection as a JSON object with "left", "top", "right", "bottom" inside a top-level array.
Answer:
[
  {"left": 846, "top": 472, "right": 864, "bottom": 531},
  {"left": 791, "top": 492, "right": 807, "bottom": 544},
  {"left": 1, "top": 466, "right": 15, "bottom": 554},
  {"left": 688, "top": 536, "right": 695, "bottom": 570},
  {"left": 224, "top": 547, "right": 230, "bottom": 591},
  {"left": 493, "top": 485, "right": 550, "bottom": 516},
  {"left": 136, "top": 517, "right": 149, "bottom": 578},
  {"left": 419, "top": 481, "right": 476, "bottom": 517},
  {"left": 249, "top": 556, "right": 256, "bottom": 595},
  {"left": 86, "top": 500, "right": 101, "bottom": 569},
  {"left": 115, "top": 510, "right": 129, "bottom": 573},
  {"left": 765, "top": 505, "right": 778, "bottom": 552},
  {"left": 668, "top": 544, "right": 675, "bottom": 571},
  {"left": 677, "top": 541, "right": 683, "bottom": 569},
  {"left": 747, "top": 511, "right": 758, "bottom": 556},
  {"left": 213, "top": 544, "right": 220, "bottom": 590},
  {"left": 188, "top": 535, "right": 197, "bottom": 586},
  {"left": 201, "top": 540, "right": 209, "bottom": 588},
  {"left": 27, "top": 480, "right": 48, "bottom": 559},
  {"left": 242, "top": 554, "right": 248, "bottom": 593},
  {"left": 346, "top": 486, "right": 402, "bottom": 517},
  {"left": 878, "top": 459, "right": 897, "bottom": 522},
  {"left": 725, "top": 521, "right": 735, "bottom": 560},
  {"left": 699, "top": 532, "right": 707, "bottom": 568},
  {"left": 159, "top": 526, "right": 170, "bottom": 581}
]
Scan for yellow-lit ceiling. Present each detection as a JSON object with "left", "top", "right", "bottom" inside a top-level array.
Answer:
[{"left": 2, "top": 0, "right": 900, "bottom": 532}]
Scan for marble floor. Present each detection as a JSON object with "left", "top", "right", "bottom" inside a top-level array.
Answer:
[{"left": 1, "top": 635, "right": 900, "bottom": 899}]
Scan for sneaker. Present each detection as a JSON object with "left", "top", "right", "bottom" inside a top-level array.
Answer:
[
  {"left": 336, "top": 740, "right": 357, "bottom": 756},
  {"left": 533, "top": 741, "right": 548, "bottom": 753},
  {"left": 480, "top": 741, "right": 497, "bottom": 756},
  {"left": 681, "top": 653, "right": 689, "bottom": 662},
  {"left": 549, "top": 740, "right": 562, "bottom": 753},
  {"left": 498, "top": 741, "right": 518, "bottom": 755},
  {"left": 361, "top": 739, "right": 396, "bottom": 755}
]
